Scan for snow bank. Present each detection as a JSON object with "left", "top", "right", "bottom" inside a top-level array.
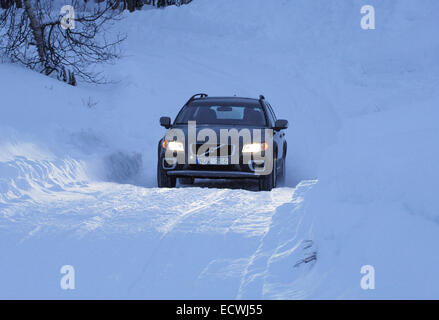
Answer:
[
  {"left": 303, "top": 100, "right": 439, "bottom": 299},
  {"left": 1, "top": 0, "right": 439, "bottom": 298}
]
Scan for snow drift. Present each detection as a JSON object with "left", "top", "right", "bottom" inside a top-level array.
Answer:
[{"left": 1, "top": 0, "right": 439, "bottom": 298}]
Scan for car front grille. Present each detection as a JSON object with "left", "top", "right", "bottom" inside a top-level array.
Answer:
[{"left": 190, "top": 144, "right": 236, "bottom": 157}]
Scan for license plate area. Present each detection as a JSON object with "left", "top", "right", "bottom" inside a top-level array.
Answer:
[{"left": 197, "top": 157, "right": 229, "bottom": 165}]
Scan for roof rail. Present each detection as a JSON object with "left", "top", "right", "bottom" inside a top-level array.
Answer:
[
  {"left": 259, "top": 95, "right": 265, "bottom": 101},
  {"left": 185, "top": 93, "right": 208, "bottom": 105}
]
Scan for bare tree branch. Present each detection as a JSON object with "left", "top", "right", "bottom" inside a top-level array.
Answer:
[{"left": 0, "top": 0, "right": 126, "bottom": 84}]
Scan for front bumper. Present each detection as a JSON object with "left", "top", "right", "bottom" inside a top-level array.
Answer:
[{"left": 166, "top": 170, "right": 260, "bottom": 179}]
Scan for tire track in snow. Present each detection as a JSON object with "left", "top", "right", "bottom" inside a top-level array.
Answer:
[
  {"left": 126, "top": 189, "right": 229, "bottom": 294},
  {"left": 156, "top": 189, "right": 229, "bottom": 237}
]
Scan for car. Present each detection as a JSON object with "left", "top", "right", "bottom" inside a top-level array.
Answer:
[{"left": 157, "top": 93, "right": 288, "bottom": 191}]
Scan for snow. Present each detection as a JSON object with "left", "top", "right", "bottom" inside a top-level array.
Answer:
[{"left": 1, "top": 0, "right": 439, "bottom": 298}]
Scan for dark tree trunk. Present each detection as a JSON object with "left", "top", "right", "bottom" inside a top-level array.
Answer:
[
  {"left": 126, "top": 0, "right": 135, "bottom": 12},
  {"left": 23, "top": 0, "right": 46, "bottom": 68}
]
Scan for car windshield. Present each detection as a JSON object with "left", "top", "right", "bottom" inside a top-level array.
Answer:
[{"left": 174, "top": 101, "right": 267, "bottom": 126}]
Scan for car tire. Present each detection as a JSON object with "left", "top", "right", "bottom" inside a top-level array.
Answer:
[
  {"left": 179, "top": 177, "right": 195, "bottom": 185},
  {"left": 259, "top": 158, "right": 277, "bottom": 191},
  {"left": 157, "top": 160, "right": 176, "bottom": 188}
]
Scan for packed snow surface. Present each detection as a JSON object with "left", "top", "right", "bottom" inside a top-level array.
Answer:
[{"left": 1, "top": 0, "right": 439, "bottom": 298}]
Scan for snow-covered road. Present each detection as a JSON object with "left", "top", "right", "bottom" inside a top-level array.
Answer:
[{"left": 0, "top": 168, "right": 316, "bottom": 298}]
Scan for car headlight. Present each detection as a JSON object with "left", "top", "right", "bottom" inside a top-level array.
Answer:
[
  {"left": 163, "top": 140, "right": 184, "bottom": 152},
  {"left": 242, "top": 142, "right": 268, "bottom": 153}
]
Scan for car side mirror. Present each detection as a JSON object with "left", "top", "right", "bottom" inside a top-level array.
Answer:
[
  {"left": 274, "top": 119, "right": 288, "bottom": 131},
  {"left": 160, "top": 116, "right": 171, "bottom": 129}
]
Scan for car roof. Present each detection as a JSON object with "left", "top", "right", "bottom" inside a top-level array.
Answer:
[{"left": 188, "top": 96, "right": 262, "bottom": 105}]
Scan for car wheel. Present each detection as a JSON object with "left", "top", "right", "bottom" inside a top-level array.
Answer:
[
  {"left": 157, "top": 159, "right": 176, "bottom": 188},
  {"left": 179, "top": 177, "right": 194, "bottom": 185},
  {"left": 259, "top": 158, "right": 277, "bottom": 191}
]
